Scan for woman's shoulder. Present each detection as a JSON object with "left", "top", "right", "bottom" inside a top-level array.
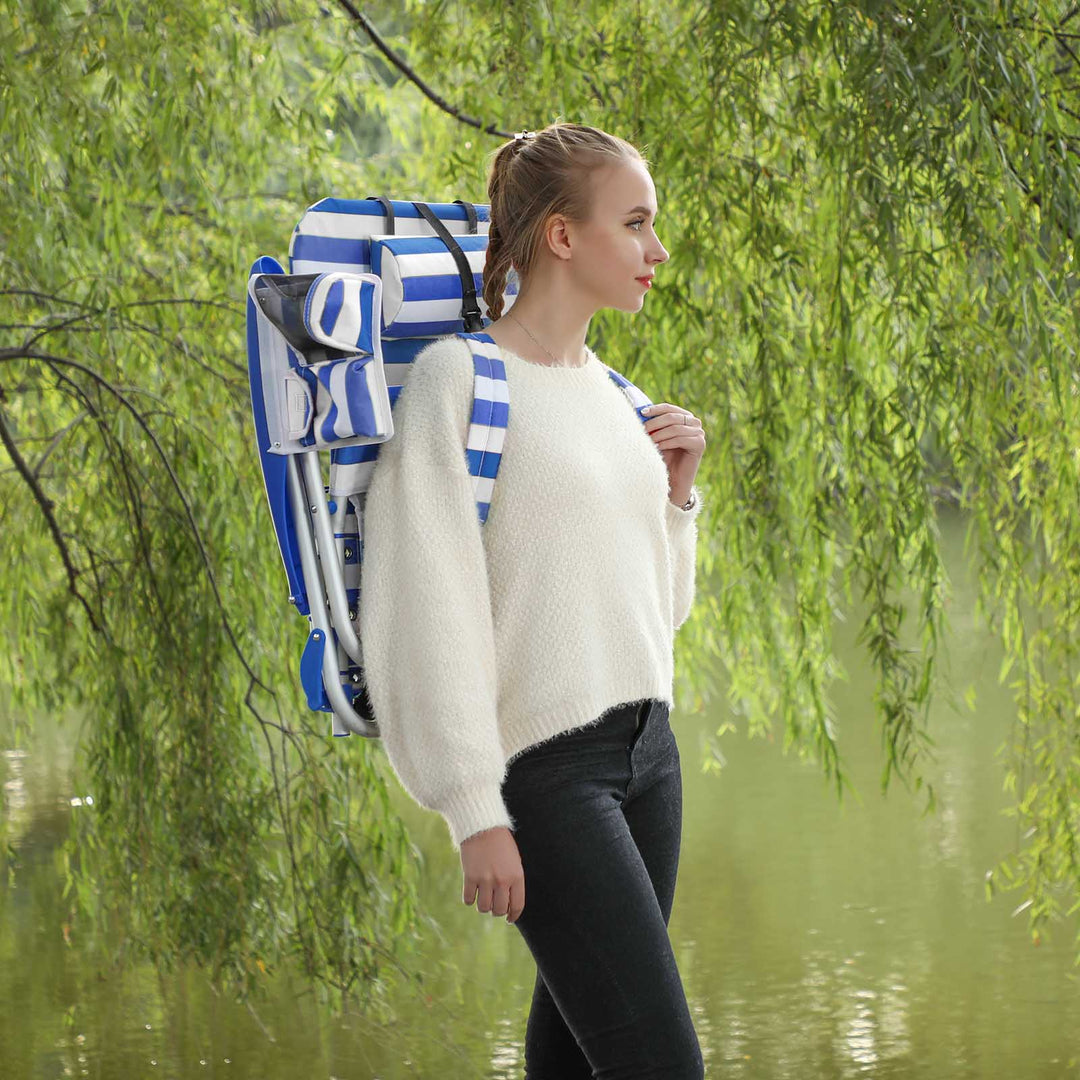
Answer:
[
  {"left": 387, "top": 335, "right": 478, "bottom": 449},
  {"left": 407, "top": 334, "right": 476, "bottom": 393},
  {"left": 398, "top": 335, "right": 477, "bottom": 409},
  {"left": 412, "top": 333, "right": 474, "bottom": 366}
]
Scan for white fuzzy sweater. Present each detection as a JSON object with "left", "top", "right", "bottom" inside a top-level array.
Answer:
[{"left": 358, "top": 334, "right": 703, "bottom": 851}]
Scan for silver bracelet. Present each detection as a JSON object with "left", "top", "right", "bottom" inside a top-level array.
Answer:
[{"left": 679, "top": 490, "right": 696, "bottom": 512}]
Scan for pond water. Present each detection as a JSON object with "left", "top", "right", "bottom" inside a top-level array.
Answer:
[{"left": 2, "top": 503, "right": 1079, "bottom": 1078}]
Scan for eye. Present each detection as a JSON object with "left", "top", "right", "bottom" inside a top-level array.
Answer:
[{"left": 628, "top": 219, "right": 645, "bottom": 231}]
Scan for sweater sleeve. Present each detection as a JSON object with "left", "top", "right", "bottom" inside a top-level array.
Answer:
[
  {"left": 665, "top": 484, "right": 704, "bottom": 632},
  {"left": 359, "top": 337, "right": 514, "bottom": 852}
]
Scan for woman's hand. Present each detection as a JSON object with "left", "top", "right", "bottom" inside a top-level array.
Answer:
[
  {"left": 460, "top": 826, "right": 525, "bottom": 923},
  {"left": 642, "top": 403, "right": 706, "bottom": 504}
]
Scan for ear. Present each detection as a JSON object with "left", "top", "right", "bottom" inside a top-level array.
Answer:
[{"left": 543, "top": 213, "right": 574, "bottom": 261}]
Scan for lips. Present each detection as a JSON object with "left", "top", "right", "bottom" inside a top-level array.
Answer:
[{"left": 636, "top": 276, "right": 653, "bottom": 288}]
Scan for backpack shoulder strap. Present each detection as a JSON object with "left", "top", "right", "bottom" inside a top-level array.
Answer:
[
  {"left": 453, "top": 331, "right": 508, "bottom": 525},
  {"left": 602, "top": 364, "right": 655, "bottom": 423}
]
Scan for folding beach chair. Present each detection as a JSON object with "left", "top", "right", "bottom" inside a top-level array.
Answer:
[{"left": 245, "top": 195, "right": 658, "bottom": 738}]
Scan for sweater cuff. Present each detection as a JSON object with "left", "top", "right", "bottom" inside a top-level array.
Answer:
[
  {"left": 440, "top": 783, "right": 516, "bottom": 852},
  {"left": 666, "top": 484, "right": 703, "bottom": 526}
]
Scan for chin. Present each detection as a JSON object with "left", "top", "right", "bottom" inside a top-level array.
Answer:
[{"left": 613, "top": 293, "right": 647, "bottom": 313}]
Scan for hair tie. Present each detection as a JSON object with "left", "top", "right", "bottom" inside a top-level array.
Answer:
[{"left": 513, "top": 130, "right": 537, "bottom": 142}]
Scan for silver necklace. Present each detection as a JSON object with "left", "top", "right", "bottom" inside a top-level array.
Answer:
[{"left": 507, "top": 311, "right": 582, "bottom": 367}]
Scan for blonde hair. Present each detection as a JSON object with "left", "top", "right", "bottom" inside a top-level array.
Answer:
[{"left": 482, "top": 121, "right": 648, "bottom": 322}]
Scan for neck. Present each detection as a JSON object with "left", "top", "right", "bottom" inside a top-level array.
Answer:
[{"left": 497, "top": 279, "right": 595, "bottom": 365}]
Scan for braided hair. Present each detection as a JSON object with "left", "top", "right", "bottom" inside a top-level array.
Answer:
[{"left": 482, "top": 122, "right": 647, "bottom": 322}]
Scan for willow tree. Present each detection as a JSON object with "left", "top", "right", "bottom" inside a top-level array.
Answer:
[{"left": 1, "top": 0, "right": 1078, "bottom": 1009}]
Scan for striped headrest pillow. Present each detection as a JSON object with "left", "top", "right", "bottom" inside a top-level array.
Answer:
[{"left": 370, "top": 233, "right": 519, "bottom": 339}]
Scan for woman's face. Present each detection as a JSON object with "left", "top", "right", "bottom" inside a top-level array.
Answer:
[{"left": 568, "top": 158, "right": 670, "bottom": 313}]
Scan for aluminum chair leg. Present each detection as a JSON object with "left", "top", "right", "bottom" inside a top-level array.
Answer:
[
  {"left": 300, "top": 452, "right": 363, "bottom": 664},
  {"left": 286, "top": 452, "right": 378, "bottom": 737}
]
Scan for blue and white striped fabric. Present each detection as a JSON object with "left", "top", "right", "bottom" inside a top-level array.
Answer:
[
  {"left": 303, "top": 272, "right": 379, "bottom": 354},
  {"left": 370, "top": 233, "right": 517, "bottom": 338},
  {"left": 455, "top": 333, "right": 510, "bottom": 523},
  {"left": 289, "top": 198, "right": 491, "bottom": 276},
  {"left": 304, "top": 355, "right": 389, "bottom": 448},
  {"left": 286, "top": 197, "right": 510, "bottom": 500},
  {"left": 602, "top": 365, "right": 657, "bottom": 423},
  {"left": 323, "top": 333, "right": 511, "bottom": 518}
]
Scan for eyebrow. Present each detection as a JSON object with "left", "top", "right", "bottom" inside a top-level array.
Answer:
[{"left": 625, "top": 205, "right": 658, "bottom": 217}]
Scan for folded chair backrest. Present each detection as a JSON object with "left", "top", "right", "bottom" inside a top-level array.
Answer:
[{"left": 246, "top": 194, "right": 656, "bottom": 739}]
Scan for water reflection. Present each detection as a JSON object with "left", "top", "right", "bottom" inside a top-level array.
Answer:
[
  {"left": 487, "top": 1014, "right": 522, "bottom": 1076},
  {"left": 2, "top": 747, "right": 29, "bottom": 822}
]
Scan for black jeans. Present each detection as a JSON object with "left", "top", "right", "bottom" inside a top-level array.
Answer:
[{"left": 501, "top": 699, "right": 704, "bottom": 1080}]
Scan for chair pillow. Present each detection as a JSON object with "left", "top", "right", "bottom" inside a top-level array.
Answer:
[
  {"left": 302, "top": 272, "right": 381, "bottom": 355},
  {"left": 369, "top": 233, "right": 518, "bottom": 338},
  {"left": 296, "top": 354, "right": 391, "bottom": 448}
]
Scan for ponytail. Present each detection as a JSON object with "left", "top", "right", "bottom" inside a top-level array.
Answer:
[{"left": 482, "top": 146, "right": 515, "bottom": 321}]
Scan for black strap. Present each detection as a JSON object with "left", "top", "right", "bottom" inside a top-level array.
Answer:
[
  {"left": 452, "top": 199, "right": 479, "bottom": 234},
  {"left": 365, "top": 194, "right": 395, "bottom": 234},
  {"left": 412, "top": 201, "right": 483, "bottom": 332}
]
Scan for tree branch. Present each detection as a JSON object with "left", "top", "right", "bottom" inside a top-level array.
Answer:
[
  {"left": 19, "top": 309, "right": 247, "bottom": 383},
  {"left": 0, "top": 291, "right": 241, "bottom": 319},
  {"left": 31, "top": 411, "right": 89, "bottom": 479},
  {"left": 334, "top": 1, "right": 517, "bottom": 138},
  {"left": 0, "top": 402, "right": 103, "bottom": 634}
]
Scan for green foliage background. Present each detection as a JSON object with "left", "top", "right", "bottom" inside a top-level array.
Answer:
[{"left": 1, "top": 0, "right": 1078, "bottom": 1009}]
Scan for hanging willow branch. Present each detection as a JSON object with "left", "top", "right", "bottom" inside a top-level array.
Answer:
[
  {"left": 334, "top": 0, "right": 515, "bottom": 138},
  {"left": 0, "top": 396, "right": 103, "bottom": 634}
]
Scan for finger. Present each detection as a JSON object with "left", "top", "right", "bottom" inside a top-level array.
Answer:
[
  {"left": 463, "top": 880, "right": 478, "bottom": 906},
  {"left": 655, "top": 415, "right": 698, "bottom": 432},
  {"left": 507, "top": 881, "right": 525, "bottom": 923},
  {"left": 491, "top": 881, "right": 510, "bottom": 918},
  {"left": 655, "top": 433, "right": 705, "bottom": 451},
  {"left": 474, "top": 882, "right": 492, "bottom": 914},
  {"left": 645, "top": 410, "right": 695, "bottom": 431}
]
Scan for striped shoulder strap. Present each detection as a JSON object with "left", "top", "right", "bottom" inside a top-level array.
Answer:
[
  {"left": 454, "top": 332, "right": 509, "bottom": 524},
  {"left": 601, "top": 363, "right": 655, "bottom": 422},
  {"left": 453, "top": 333, "right": 655, "bottom": 524}
]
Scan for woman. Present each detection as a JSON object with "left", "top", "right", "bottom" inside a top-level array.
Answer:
[{"left": 359, "top": 121, "right": 706, "bottom": 1078}]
